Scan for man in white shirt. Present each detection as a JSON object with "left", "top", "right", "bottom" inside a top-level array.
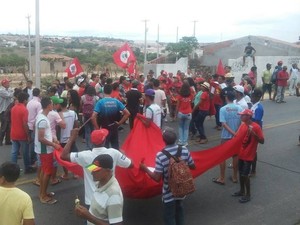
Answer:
[
  {"left": 153, "top": 79, "right": 167, "bottom": 122},
  {"left": 61, "top": 128, "right": 133, "bottom": 206},
  {"left": 233, "top": 85, "right": 248, "bottom": 110}
]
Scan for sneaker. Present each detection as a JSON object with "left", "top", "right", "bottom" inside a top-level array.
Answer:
[{"left": 239, "top": 196, "right": 251, "bottom": 203}]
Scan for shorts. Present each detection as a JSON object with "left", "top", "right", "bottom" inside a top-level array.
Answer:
[
  {"left": 238, "top": 159, "right": 252, "bottom": 176},
  {"left": 39, "top": 153, "right": 54, "bottom": 175}
]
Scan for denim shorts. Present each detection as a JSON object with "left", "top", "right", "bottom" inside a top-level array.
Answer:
[{"left": 238, "top": 159, "right": 252, "bottom": 176}]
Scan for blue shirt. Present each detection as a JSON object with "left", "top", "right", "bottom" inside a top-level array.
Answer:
[
  {"left": 251, "top": 102, "right": 264, "bottom": 128},
  {"left": 94, "top": 97, "right": 125, "bottom": 127},
  {"left": 220, "top": 103, "right": 243, "bottom": 139},
  {"left": 154, "top": 144, "right": 194, "bottom": 203}
]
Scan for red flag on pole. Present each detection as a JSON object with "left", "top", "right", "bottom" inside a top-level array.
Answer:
[
  {"left": 65, "top": 57, "right": 84, "bottom": 78},
  {"left": 113, "top": 43, "right": 136, "bottom": 69},
  {"left": 216, "top": 59, "right": 225, "bottom": 76}
]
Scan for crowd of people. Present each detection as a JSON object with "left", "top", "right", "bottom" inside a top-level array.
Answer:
[{"left": 0, "top": 61, "right": 299, "bottom": 225}]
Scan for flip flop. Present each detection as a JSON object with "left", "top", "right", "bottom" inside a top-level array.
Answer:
[
  {"left": 230, "top": 177, "right": 238, "bottom": 183},
  {"left": 40, "top": 198, "right": 57, "bottom": 205},
  {"left": 51, "top": 178, "right": 62, "bottom": 185},
  {"left": 32, "top": 179, "right": 40, "bottom": 186},
  {"left": 47, "top": 192, "right": 55, "bottom": 197},
  {"left": 60, "top": 175, "right": 69, "bottom": 180},
  {"left": 212, "top": 178, "right": 225, "bottom": 185}
]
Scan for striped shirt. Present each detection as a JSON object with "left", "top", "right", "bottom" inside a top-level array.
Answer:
[
  {"left": 154, "top": 144, "right": 194, "bottom": 203},
  {"left": 34, "top": 114, "right": 53, "bottom": 154}
]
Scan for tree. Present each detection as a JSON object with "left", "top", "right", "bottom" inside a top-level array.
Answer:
[{"left": 166, "top": 36, "right": 199, "bottom": 58}]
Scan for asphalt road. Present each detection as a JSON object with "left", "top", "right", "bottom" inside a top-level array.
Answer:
[{"left": 1, "top": 95, "right": 300, "bottom": 225}]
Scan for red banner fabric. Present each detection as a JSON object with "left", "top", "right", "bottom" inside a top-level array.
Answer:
[
  {"left": 216, "top": 59, "right": 225, "bottom": 76},
  {"left": 113, "top": 43, "right": 136, "bottom": 69},
  {"left": 54, "top": 115, "right": 247, "bottom": 199},
  {"left": 65, "top": 57, "right": 84, "bottom": 78}
]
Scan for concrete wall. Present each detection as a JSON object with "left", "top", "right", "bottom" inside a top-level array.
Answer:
[
  {"left": 144, "top": 57, "right": 188, "bottom": 78},
  {"left": 228, "top": 56, "right": 300, "bottom": 86}
]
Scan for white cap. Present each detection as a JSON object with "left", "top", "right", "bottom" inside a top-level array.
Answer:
[{"left": 233, "top": 85, "right": 244, "bottom": 94}]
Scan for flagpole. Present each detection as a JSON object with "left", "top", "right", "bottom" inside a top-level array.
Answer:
[
  {"left": 157, "top": 24, "right": 159, "bottom": 59},
  {"left": 142, "top": 20, "right": 148, "bottom": 64},
  {"left": 26, "top": 15, "right": 32, "bottom": 80},
  {"left": 35, "top": 0, "right": 41, "bottom": 88}
]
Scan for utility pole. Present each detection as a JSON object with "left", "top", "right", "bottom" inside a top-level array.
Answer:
[
  {"left": 142, "top": 20, "right": 149, "bottom": 64},
  {"left": 192, "top": 20, "right": 198, "bottom": 37},
  {"left": 157, "top": 24, "right": 159, "bottom": 59},
  {"left": 176, "top": 26, "right": 179, "bottom": 43},
  {"left": 35, "top": 0, "right": 41, "bottom": 88},
  {"left": 26, "top": 15, "right": 32, "bottom": 80}
]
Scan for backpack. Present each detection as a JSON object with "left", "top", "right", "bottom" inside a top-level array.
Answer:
[
  {"left": 82, "top": 95, "right": 95, "bottom": 118},
  {"left": 162, "top": 146, "right": 196, "bottom": 198}
]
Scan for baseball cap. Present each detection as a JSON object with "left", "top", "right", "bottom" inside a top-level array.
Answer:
[
  {"left": 201, "top": 82, "right": 210, "bottom": 89},
  {"left": 132, "top": 79, "right": 140, "bottom": 87},
  {"left": 1, "top": 78, "right": 11, "bottom": 86},
  {"left": 145, "top": 89, "right": 155, "bottom": 97},
  {"left": 195, "top": 77, "right": 205, "bottom": 83},
  {"left": 277, "top": 61, "right": 283, "bottom": 65},
  {"left": 77, "top": 76, "right": 85, "bottom": 86},
  {"left": 86, "top": 154, "right": 113, "bottom": 172},
  {"left": 238, "top": 109, "right": 253, "bottom": 116},
  {"left": 91, "top": 129, "right": 109, "bottom": 145},
  {"left": 51, "top": 96, "right": 63, "bottom": 104},
  {"left": 233, "top": 85, "right": 244, "bottom": 94}
]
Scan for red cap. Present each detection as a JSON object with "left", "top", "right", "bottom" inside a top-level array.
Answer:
[
  {"left": 238, "top": 109, "right": 253, "bottom": 116},
  {"left": 91, "top": 129, "right": 109, "bottom": 145},
  {"left": 1, "top": 78, "right": 11, "bottom": 86},
  {"left": 277, "top": 61, "right": 283, "bottom": 65}
]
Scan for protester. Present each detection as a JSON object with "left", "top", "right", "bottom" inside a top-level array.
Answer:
[
  {"left": 137, "top": 89, "right": 162, "bottom": 128},
  {"left": 126, "top": 80, "right": 143, "bottom": 129},
  {"left": 288, "top": 63, "right": 298, "bottom": 96},
  {"left": 220, "top": 73, "right": 235, "bottom": 105},
  {"left": 242, "top": 42, "right": 256, "bottom": 66},
  {"left": 276, "top": 66, "right": 289, "bottom": 103},
  {"left": 67, "top": 89, "right": 81, "bottom": 114},
  {"left": 10, "top": 92, "right": 34, "bottom": 173},
  {"left": 232, "top": 109, "right": 264, "bottom": 203},
  {"left": 262, "top": 63, "right": 272, "bottom": 100},
  {"left": 140, "top": 127, "right": 195, "bottom": 225},
  {"left": 213, "top": 91, "right": 242, "bottom": 185},
  {"left": 35, "top": 97, "right": 60, "bottom": 204},
  {"left": 61, "top": 128, "right": 132, "bottom": 206},
  {"left": 233, "top": 85, "right": 248, "bottom": 110},
  {"left": 95, "top": 73, "right": 107, "bottom": 98},
  {"left": 272, "top": 61, "right": 283, "bottom": 101},
  {"left": 176, "top": 81, "right": 194, "bottom": 146},
  {"left": 153, "top": 79, "right": 167, "bottom": 124},
  {"left": 0, "top": 162, "right": 35, "bottom": 225},
  {"left": 0, "top": 78, "right": 14, "bottom": 145},
  {"left": 75, "top": 154, "right": 124, "bottom": 225},
  {"left": 190, "top": 80, "right": 203, "bottom": 139},
  {"left": 248, "top": 66, "right": 257, "bottom": 88},
  {"left": 211, "top": 74, "right": 223, "bottom": 130},
  {"left": 61, "top": 82, "right": 73, "bottom": 98},
  {"left": 91, "top": 84, "right": 130, "bottom": 149},
  {"left": 23, "top": 80, "right": 33, "bottom": 101}
]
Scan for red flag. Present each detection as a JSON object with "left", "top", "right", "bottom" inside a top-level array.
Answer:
[
  {"left": 113, "top": 43, "right": 136, "bottom": 69},
  {"left": 65, "top": 57, "right": 84, "bottom": 78},
  {"left": 216, "top": 59, "right": 225, "bottom": 76}
]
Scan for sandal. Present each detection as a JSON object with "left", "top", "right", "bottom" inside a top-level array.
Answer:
[
  {"left": 60, "top": 175, "right": 69, "bottom": 180},
  {"left": 51, "top": 178, "right": 62, "bottom": 185},
  {"left": 32, "top": 179, "right": 40, "bottom": 186},
  {"left": 230, "top": 177, "right": 238, "bottom": 183},
  {"left": 40, "top": 197, "right": 57, "bottom": 205},
  {"left": 47, "top": 192, "right": 55, "bottom": 197},
  {"left": 212, "top": 178, "right": 225, "bottom": 185}
]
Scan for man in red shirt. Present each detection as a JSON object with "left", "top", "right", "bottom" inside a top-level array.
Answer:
[
  {"left": 10, "top": 92, "right": 34, "bottom": 173},
  {"left": 276, "top": 66, "right": 289, "bottom": 103},
  {"left": 232, "top": 109, "right": 264, "bottom": 203}
]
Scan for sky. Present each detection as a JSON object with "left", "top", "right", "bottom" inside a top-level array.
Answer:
[{"left": 1, "top": 0, "right": 300, "bottom": 43}]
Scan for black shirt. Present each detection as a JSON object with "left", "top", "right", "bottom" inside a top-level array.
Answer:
[
  {"left": 126, "top": 89, "right": 142, "bottom": 114},
  {"left": 244, "top": 46, "right": 255, "bottom": 55}
]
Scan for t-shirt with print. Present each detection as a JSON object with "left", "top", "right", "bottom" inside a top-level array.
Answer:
[
  {"left": 154, "top": 89, "right": 167, "bottom": 108},
  {"left": 94, "top": 97, "right": 125, "bottom": 128},
  {"left": 177, "top": 95, "right": 193, "bottom": 114},
  {"left": 0, "top": 187, "right": 34, "bottom": 225},
  {"left": 145, "top": 103, "right": 162, "bottom": 128},
  {"left": 251, "top": 102, "right": 264, "bottom": 128},
  {"left": 60, "top": 110, "right": 78, "bottom": 144},
  {"left": 154, "top": 144, "right": 194, "bottom": 203},
  {"left": 238, "top": 122, "right": 264, "bottom": 161},
  {"left": 88, "top": 177, "right": 123, "bottom": 225},
  {"left": 70, "top": 147, "right": 131, "bottom": 205},
  {"left": 220, "top": 103, "right": 243, "bottom": 139},
  {"left": 34, "top": 113, "right": 53, "bottom": 154},
  {"left": 47, "top": 110, "right": 63, "bottom": 141}
]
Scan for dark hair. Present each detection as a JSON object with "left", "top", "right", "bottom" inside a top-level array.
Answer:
[
  {"left": 27, "top": 80, "right": 33, "bottom": 84},
  {"left": 252, "top": 88, "right": 263, "bottom": 98},
  {"left": 18, "top": 92, "right": 29, "bottom": 103},
  {"left": 68, "top": 90, "right": 80, "bottom": 110},
  {"left": 32, "top": 88, "right": 40, "bottom": 97},
  {"left": 187, "top": 77, "right": 196, "bottom": 90},
  {"left": 162, "top": 127, "right": 177, "bottom": 145},
  {"left": 179, "top": 82, "right": 191, "bottom": 97},
  {"left": 226, "top": 91, "right": 236, "bottom": 102},
  {"left": 63, "top": 77, "right": 69, "bottom": 82},
  {"left": 93, "top": 154, "right": 113, "bottom": 170},
  {"left": 251, "top": 66, "right": 257, "bottom": 71},
  {"left": 0, "top": 162, "right": 20, "bottom": 182},
  {"left": 104, "top": 84, "right": 113, "bottom": 95},
  {"left": 106, "top": 78, "right": 113, "bottom": 85},
  {"left": 60, "top": 97, "right": 68, "bottom": 108},
  {"left": 112, "top": 82, "right": 119, "bottom": 91},
  {"left": 41, "top": 97, "right": 52, "bottom": 109},
  {"left": 48, "top": 86, "right": 57, "bottom": 94},
  {"left": 139, "top": 75, "right": 144, "bottom": 79},
  {"left": 13, "top": 88, "right": 22, "bottom": 98},
  {"left": 65, "top": 82, "right": 73, "bottom": 89},
  {"left": 153, "top": 79, "right": 160, "bottom": 88},
  {"left": 119, "top": 76, "right": 126, "bottom": 84},
  {"left": 100, "top": 73, "right": 107, "bottom": 80},
  {"left": 85, "top": 85, "right": 96, "bottom": 96},
  {"left": 91, "top": 73, "right": 98, "bottom": 80}
]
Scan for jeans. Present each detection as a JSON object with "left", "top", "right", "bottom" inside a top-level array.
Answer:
[
  {"left": 105, "top": 125, "right": 119, "bottom": 150},
  {"left": 11, "top": 140, "right": 30, "bottom": 170},
  {"left": 276, "top": 86, "right": 285, "bottom": 102},
  {"left": 289, "top": 78, "right": 297, "bottom": 95},
  {"left": 0, "top": 111, "right": 10, "bottom": 144},
  {"left": 163, "top": 200, "right": 184, "bottom": 225},
  {"left": 84, "top": 117, "right": 94, "bottom": 150},
  {"left": 177, "top": 112, "right": 191, "bottom": 145},
  {"left": 189, "top": 109, "right": 199, "bottom": 135},
  {"left": 29, "top": 130, "right": 36, "bottom": 165},
  {"left": 214, "top": 104, "right": 221, "bottom": 127},
  {"left": 196, "top": 110, "right": 209, "bottom": 139}
]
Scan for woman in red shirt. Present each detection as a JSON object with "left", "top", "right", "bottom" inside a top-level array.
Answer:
[
  {"left": 176, "top": 81, "right": 194, "bottom": 146},
  {"left": 195, "top": 82, "right": 210, "bottom": 144}
]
